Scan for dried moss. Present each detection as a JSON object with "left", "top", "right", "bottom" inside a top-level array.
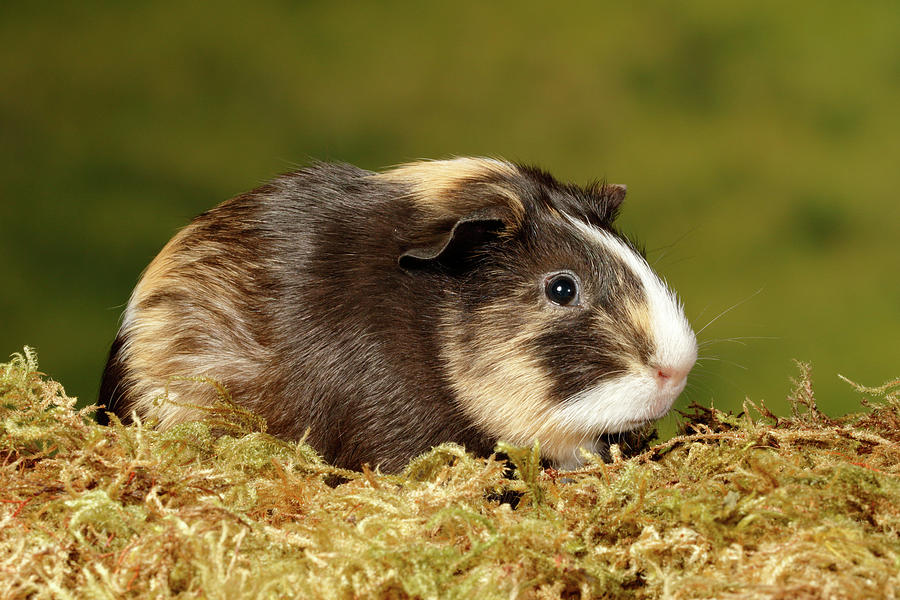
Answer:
[{"left": 1, "top": 348, "right": 898, "bottom": 599}]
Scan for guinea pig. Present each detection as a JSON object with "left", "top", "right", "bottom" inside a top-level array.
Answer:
[{"left": 99, "top": 158, "right": 698, "bottom": 472}]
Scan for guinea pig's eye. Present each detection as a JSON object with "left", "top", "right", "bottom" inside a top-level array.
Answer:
[{"left": 544, "top": 273, "right": 580, "bottom": 307}]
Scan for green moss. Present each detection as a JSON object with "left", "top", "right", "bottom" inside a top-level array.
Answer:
[{"left": 1, "top": 348, "right": 898, "bottom": 598}]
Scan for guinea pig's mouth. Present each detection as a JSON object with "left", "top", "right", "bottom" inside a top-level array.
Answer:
[
  {"left": 554, "top": 364, "right": 695, "bottom": 437},
  {"left": 647, "top": 382, "right": 687, "bottom": 419}
]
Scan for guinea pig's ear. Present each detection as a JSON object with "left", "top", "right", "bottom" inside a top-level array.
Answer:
[
  {"left": 398, "top": 206, "right": 508, "bottom": 270},
  {"left": 603, "top": 184, "right": 627, "bottom": 213}
]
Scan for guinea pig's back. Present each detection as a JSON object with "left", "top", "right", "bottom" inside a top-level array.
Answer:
[
  {"left": 100, "top": 165, "right": 368, "bottom": 431},
  {"left": 100, "top": 186, "right": 289, "bottom": 430},
  {"left": 99, "top": 163, "right": 481, "bottom": 469}
]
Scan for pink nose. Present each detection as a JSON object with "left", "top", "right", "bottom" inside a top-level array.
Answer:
[{"left": 654, "top": 366, "right": 690, "bottom": 388}]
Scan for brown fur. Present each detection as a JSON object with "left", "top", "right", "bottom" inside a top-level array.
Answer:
[{"left": 100, "top": 159, "right": 662, "bottom": 471}]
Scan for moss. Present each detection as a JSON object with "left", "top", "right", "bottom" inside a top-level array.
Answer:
[{"left": 1, "top": 348, "right": 898, "bottom": 598}]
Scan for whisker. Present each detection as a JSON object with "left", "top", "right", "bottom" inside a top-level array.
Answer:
[
  {"left": 660, "top": 254, "right": 697, "bottom": 268},
  {"left": 696, "top": 288, "right": 764, "bottom": 336},
  {"left": 684, "top": 358, "right": 754, "bottom": 399},
  {"left": 698, "top": 336, "right": 779, "bottom": 348},
  {"left": 696, "top": 369, "right": 750, "bottom": 397},
  {"left": 682, "top": 381, "right": 715, "bottom": 399},
  {"left": 647, "top": 228, "right": 698, "bottom": 268},
  {"left": 694, "top": 356, "right": 748, "bottom": 370},
  {"left": 694, "top": 302, "right": 714, "bottom": 322}
]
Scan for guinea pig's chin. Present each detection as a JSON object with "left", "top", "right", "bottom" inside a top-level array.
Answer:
[
  {"left": 648, "top": 378, "right": 687, "bottom": 418},
  {"left": 554, "top": 374, "right": 682, "bottom": 435}
]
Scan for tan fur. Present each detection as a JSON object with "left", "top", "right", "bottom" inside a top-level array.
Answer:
[
  {"left": 104, "top": 160, "right": 690, "bottom": 472},
  {"left": 115, "top": 222, "right": 275, "bottom": 426},
  {"left": 624, "top": 298, "right": 654, "bottom": 350},
  {"left": 440, "top": 298, "right": 599, "bottom": 466},
  {"left": 437, "top": 205, "right": 661, "bottom": 465},
  {"left": 373, "top": 158, "right": 525, "bottom": 225}
]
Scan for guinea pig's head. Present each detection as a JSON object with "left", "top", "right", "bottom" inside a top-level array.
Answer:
[{"left": 380, "top": 158, "right": 697, "bottom": 469}]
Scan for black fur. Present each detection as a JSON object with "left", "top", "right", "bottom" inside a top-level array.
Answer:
[{"left": 100, "top": 161, "right": 658, "bottom": 471}]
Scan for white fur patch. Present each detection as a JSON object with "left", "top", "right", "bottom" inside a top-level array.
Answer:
[
  {"left": 566, "top": 218, "right": 697, "bottom": 376},
  {"left": 546, "top": 219, "right": 697, "bottom": 467}
]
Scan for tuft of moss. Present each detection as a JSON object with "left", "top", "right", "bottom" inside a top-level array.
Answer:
[{"left": 1, "top": 349, "right": 898, "bottom": 599}]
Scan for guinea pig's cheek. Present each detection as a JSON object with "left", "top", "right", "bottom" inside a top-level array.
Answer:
[
  {"left": 552, "top": 374, "right": 654, "bottom": 435},
  {"left": 439, "top": 319, "right": 556, "bottom": 442}
]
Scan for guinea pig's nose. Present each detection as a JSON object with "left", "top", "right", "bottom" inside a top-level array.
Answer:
[{"left": 653, "top": 365, "right": 690, "bottom": 391}]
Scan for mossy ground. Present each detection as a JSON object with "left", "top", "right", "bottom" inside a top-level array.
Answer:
[{"left": 1, "top": 348, "right": 898, "bottom": 599}]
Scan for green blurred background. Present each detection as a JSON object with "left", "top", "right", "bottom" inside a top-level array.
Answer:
[{"left": 1, "top": 2, "right": 897, "bottom": 425}]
